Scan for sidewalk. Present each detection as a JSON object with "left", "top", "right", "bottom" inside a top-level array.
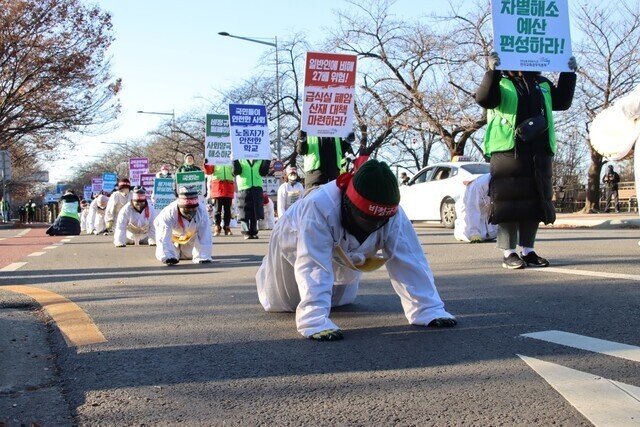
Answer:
[{"left": 549, "top": 212, "right": 640, "bottom": 229}]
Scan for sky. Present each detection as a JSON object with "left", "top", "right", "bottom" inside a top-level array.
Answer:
[{"left": 50, "top": 0, "right": 444, "bottom": 182}]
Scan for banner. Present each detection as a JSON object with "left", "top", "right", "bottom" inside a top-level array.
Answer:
[
  {"left": 228, "top": 104, "right": 271, "bottom": 160},
  {"left": 91, "top": 176, "right": 103, "bottom": 195},
  {"left": 491, "top": 0, "right": 572, "bottom": 72},
  {"left": 205, "top": 114, "right": 232, "bottom": 166},
  {"left": 129, "top": 157, "right": 149, "bottom": 186},
  {"left": 102, "top": 172, "right": 117, "bottom": 193},
  {"left": 301, "top": 52, "right": 357, "bottom": 137},
  {"left": 140, "top": 173, "right": 156, "bottom": 199},
  {"left": 152, "top": 178, "right": 176, "bottom": 211}
]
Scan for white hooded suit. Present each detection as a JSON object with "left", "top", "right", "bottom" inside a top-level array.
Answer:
[
  {"left": 454, "top": 173, "right": 497, "bottom": 242},
  {"left": 256, "top": 181, "right": 454, "bottom": 338},
  {"left": 153, "top": 200, "right": 212, "bottom": 263},
  {"left": 105, "top": 190, "right": 131, "bottom": 225},
  {"left": 86, "top": 196, "right": 108, "bottom": 234},
  {"left": 114, "top": 203, "right": 157, "bottom": 246}
]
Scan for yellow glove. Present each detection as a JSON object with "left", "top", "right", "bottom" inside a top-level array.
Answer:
[{"left": 106, "top": 221, "right": 113, "bottom": 230}]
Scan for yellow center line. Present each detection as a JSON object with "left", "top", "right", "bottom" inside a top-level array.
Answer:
[{"left": 3, "top": 285, "right": 106, "bottom": 347}]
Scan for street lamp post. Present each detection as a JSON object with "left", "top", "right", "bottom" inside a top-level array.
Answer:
[
  {"left": 137, "top": 110, "right": 176, "bottom": 137},
  {"left": 218, "top": 32, "right": 282, "bottom": 160}
]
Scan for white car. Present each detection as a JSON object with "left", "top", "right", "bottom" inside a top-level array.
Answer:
[{"left": 399, "top": 160, "right": 491, "bottom": 228}]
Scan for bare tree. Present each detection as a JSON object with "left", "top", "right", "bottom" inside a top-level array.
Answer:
[
  {"left": 326, "top": 0, "right": 492, "bottom": 164},
  {"left": 0, "top": 0, "right": 121, "bottom": 160},
  {"left": 573, "top": 1, "right": 640, "bottom": 212}
]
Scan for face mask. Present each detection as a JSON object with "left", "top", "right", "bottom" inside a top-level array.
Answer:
[
  {"left": 178, "top": 206, "right": 198, "bottom": 221},
  {"left": 288, "top": 174, "right": 298, "bottom": 183}
]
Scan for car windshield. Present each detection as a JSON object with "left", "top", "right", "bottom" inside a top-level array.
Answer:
[{"left": 460, "top": 164, "right": 490, "bottom": 174}]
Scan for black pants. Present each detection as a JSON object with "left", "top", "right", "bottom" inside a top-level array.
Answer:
[
  {"left": 603, "top": 188, "right": 619, "bottom": 212},
  {"left": 214, "top": 197, "right": 232, "bottom": 227}
]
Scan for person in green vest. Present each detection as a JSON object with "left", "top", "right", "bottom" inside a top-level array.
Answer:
[
  {"left": 475, "top": 52, "right": 577, "bottom": 270},
  {"left": 177, "top": 153, "right": 202, "bottom": 173},
  {"left": 203, "top": 159, "right": 236, "bottom": 236},
  {"left": 232, "top": 158, "right": 270, "bottom": 239},
  {"left": 46, "top": 189, "right": 81, "bottom": 235},
  {"left": 296, "top": 131, "right": 355, "bottom": 191}
]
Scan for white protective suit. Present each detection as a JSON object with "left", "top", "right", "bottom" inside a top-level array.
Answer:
[
  {"left": 259, "top": 197, "right": 275, "bottom": 230},
  {"left": 86, "top": 196, "right": 108, "bottom": 234},
  {"left": 105, "top": 190, "right": 132, "bottom": 226},
  {"left": 454, "top": 173, "right": 497, "bottom": 243},
  {"left": 277, "top": 181, "right": 304, "bottom": 218},
  {"left": 616, "top": 85, "right": 640, "bottom": 217},
  {"left": 80, "top": 206, "right": 89, "bottom": 232},
  {"left": 153, "top": 200, "right": 212, "bottom": 263},
  {"left": 256, "top": 181, "right": 455, "bottom": 338},
  {"left": 114, "top": 203, "right": 157, "bottom": 246}
]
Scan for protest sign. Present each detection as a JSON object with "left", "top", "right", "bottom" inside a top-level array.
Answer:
[
  {"left": 491, "top": 0, "right": 572, "bottom": 72},
  {"left": 152, "top": 178, "right": 176, "bottom": 211},
  {"left": 102, "top": 172, "right": 117, "bottom": 193},
  {"left": 301, "top": 52, "right": 357, "bottom": 137},
  {"left": 228, "top": 104, "right": 271, "bottom": 160},
  {"left": 129, "top": 157, "right": 149, "bottom": 186},
  {"left": 91, "top": 176, "right": 103, "bottom": 196},
  {"left": 205, "top": 114, "right": 232, "bottom": 165}
]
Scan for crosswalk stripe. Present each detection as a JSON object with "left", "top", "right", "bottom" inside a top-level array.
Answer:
[
  {"left": 521, "top": 330, "right": 640, "bottom": 363},
  {"left": 534, "top": 267, "right": 640, "bottom": 281},
  {"left": 518, "top": 355, "right": 640, "bottom": 427},
  {"left": 0, "top": 262, "right": 27, "bottom": 271}
]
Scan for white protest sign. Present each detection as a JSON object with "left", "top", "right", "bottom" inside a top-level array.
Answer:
[
  {"left": 205, "top": 114, "right": 232, "bottom": 166},
  {"left": 228, "top": 104, "right": 271, "bottom": 160}
]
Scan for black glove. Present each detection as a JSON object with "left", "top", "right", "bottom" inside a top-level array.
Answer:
[
  {"left": 568, "top": 56, "right": 578, "bottom": 72},
  {"left": 309, "top": 329, "right": 344, "bottom": 341},
  {"left": 164, "top": 258, "right": 179, "bottom": 266},
  {"left": 427, "top": 318, "right": 457, "bottom": 328},
  {"left": 346, "top": 132, "right": 355, "bottom": 143},
  {"left": 199, "top": 259, "right": 212, "bottom": 264},
  {"left": 299, "top": 130, "right": 307, "bottom": 141},
  {"left": 115, "top": 243, "right": 126, "bottom": 248},
  {"left": 488, "top": 51, "right": 501, "bottom": 71}
]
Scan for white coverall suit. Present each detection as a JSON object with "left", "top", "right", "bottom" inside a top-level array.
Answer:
[
  {"left": 105, "top": 191, "right": 131, "bottom": 226},
  {"left": 256, "top": 181, "right": 455, "bottom": 338},
  {"left": 114, "top": 203, "right": 157, "bottom": 246},
  {"left": 454, "top": 173, "right": 497, "bottom": 243},
  {"left": 86, "top": 197, "right": 108, "bottom": 234},
  {"left": 153, "top": 200, "right": 212, "bottom": 263}
]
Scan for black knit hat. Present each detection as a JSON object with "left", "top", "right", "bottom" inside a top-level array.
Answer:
[
  {"left": 346, "top": 159, "right": 400, "bottom": 217},
  {"left": 177, "top": 186, "right": 199, "bottom": 207},
  {"left": 132, "top": 186, "right": 146, "bottom": 201}
]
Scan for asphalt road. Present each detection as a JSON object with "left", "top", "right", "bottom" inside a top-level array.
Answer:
[{"left": 0, "top": 223, "right": 639, "bottom": 426}]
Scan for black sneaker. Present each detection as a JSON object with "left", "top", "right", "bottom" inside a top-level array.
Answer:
[
  {"left": 520, "top": 251, "right": 549, "bottom": 267},
  {"left": 502, "top": 253, "right": 525, "bottom": 269}
]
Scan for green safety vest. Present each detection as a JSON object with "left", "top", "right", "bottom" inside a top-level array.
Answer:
[
  {"left": 212, "top": 165, "right": 233, "bottom": 181},
  {"left": 484, "top": 79, "right": 556, "bottom": 155},
  {"left": 235, "top": 160, "right": 263, "bottom": 190},
  {"left": 303, "top": 136, "right": 343, "bottom": 171},
  {"left": 59, "top": 201, "right": 80, "bottom": 221}
]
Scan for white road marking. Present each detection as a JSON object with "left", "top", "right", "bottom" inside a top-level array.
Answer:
[
  {"left": 51, "top": 242, "right": 64, "bottom": 246},
  {"left": 522, "top": 330, "right": 640, "bottom": 363},
  {"left": 44, "top": 246, "right": 58, "bottom": 249},
  {"left": 518, "top": 354, "right": 640, "bottom": 427},
  {"left": 17, "top": 229, "right": 29, "bottom": 236},
  {"left": 535, "top": 267, "right": 640, "bottom": 282},
  {"left": 60, "top": 238, "right": 72, "bottom": 242},
  {"left": 0, "top": 262, "right": 27, "bottom": 271},
  {"left": 28, "top": 252, "right": 46, "bottom": 257}
]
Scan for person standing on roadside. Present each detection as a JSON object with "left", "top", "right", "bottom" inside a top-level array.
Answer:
[
  {"left": 276, "top": 166, "right": 304, "bottom": 218},
  {"left": 233, "top": 158, "right": 270, "bottom": 239},
  {"left": 475, "top": 52, "right": 577, "bottom": 270},
  {"left": 203, "top": 160, "right": 235, "bottom": 236},
  {"left": 296, "top": 131, "right": 355, "bottom": 191},
  {"left": 601, "top": 165, "right": 621, "bottom": 213}
]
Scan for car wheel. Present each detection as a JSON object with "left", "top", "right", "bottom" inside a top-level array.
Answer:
[{"left": 440, "top": 197, "right": 456, "bottom": 229}]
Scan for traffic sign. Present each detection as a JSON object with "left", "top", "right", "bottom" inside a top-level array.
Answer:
[{"left": 273, "top": 160, "right": 284, "bottom": 172}]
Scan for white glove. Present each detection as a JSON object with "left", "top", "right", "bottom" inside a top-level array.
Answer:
[
  {"left": 348, "top": 253, "right": 366, "bottom": 266},
  {"left": 568, "top": 56, "right": 578, "bottom": 72}
]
